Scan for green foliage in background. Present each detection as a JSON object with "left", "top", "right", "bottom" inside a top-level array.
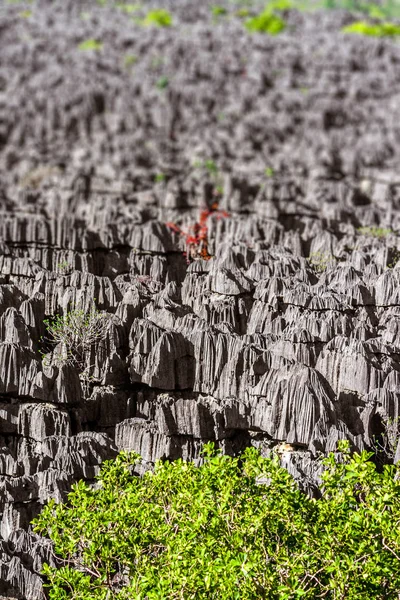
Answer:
[
  {"left": 156, "top": 75, "right": 169, "bottom": 89},
  {"left": 245, "top": 7, "right": 286, "bottom": 33},
  {"left": 342, "top": 19, "right": 400, "bottom": 35},
  {"left": 143, "top": 9, "right": 172, "bottom": 27},
  {"left": 211, "top": 5, "right": 228, "bottom": 17},
  {"left": 123, "top": 54, "right": 138, "bottom": 68},
  {"left": 116, "top": 2, "right": 141, "bottom": 13},
  {"left": 33, "top": 442, "right": 400, "bottom": 599},
  {"left": 78, "top": 39, "right": 103, "bottom": 51},
  {"left": 357, "top": 225, "right": 393, "bottom": 237},
  {"left": 323, "top": 0, "right": 400, "bottom": 19}
]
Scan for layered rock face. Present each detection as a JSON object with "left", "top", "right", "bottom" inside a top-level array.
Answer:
[{"left": 0, "top": 0, "right": 400, "bottom": 596}]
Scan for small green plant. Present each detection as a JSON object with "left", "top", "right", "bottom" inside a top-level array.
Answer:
[
  {"left": 267, "top": 0, "right": 293, "bottom": 9},
  {"left": 264, "top": 166, "right": 274, "bottom": 177},
  {"left": 211, "top": 5, "right": 228, "bottom": 17},
  {"left": 154, "top": 172, "right": 166, "bottom": 183},
  {"left": 204, "top": 159, "right": 219, "bottom": 176},
  {"left": 373, "top": 416, "right": 400, "bottom": 460},
  {"left": 307, "top": 251, "right": 335, "bottom": 273},
  {"left": 123, "top": 54, "right": 137, "bottom": 68},
  {"left": 42, "top": 305, "right": 112, "bottom": 395},
  {"left": 143, "top": 9, "right": 172, "bottom": 27},
  {"left": 156, "top": 75, "right": 169, "bottom": 90},
  {"left": 235, "top": 7, "right": 251, "bottom": 17},
  {"left": 321, "top": 0, "right": 400, "bottom": 19},
  {"left": 357, "top": 225, "right": 393, "bottom": 238},
  {"left": 19, "top": 9, "right": 31, "bottom": 17},
  {"left": 387, "top": 248, "right": 400, "bottom": 268},
  {"left": 342, "top": 20, "right": 400, "bottom": 36},
  {"left": 56, "top": 260, "right": 71, "bottom": 274},
  {"left": 193, "top": 159, "right": 224, "bottom": 196},
  {"left": 245, "top": 8, "right": 286, "bottom": 33},
  {"left": 117, "top": 2, "right": 141, "bottom": 13},
  {"left": 77, "top": 39, "right": 103, "bottom": 51}
]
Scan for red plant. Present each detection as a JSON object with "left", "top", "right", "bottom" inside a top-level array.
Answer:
[{"left": 166, "top": 203, "right": 229, "bottom": 262}]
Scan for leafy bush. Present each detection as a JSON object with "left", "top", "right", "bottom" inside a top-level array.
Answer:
[
  {"left": 77, "top": 39, "right": 103, "bottom": 51},
  {"left": 245, "top": 8, "right": 286, "bottom": 34},
  {"left": 342, "top": 20, "right": 400, "bottom": 35},
  {"left": 143, "top": 9, "right": 172, "bottom": 27},
  {"left": 33, "top": 442, "right": 400, "bottom": 599}
]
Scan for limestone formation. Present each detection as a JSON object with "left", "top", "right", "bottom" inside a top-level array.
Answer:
[{"left": 0, "top": 0, "right": 400, "bottom": 596}]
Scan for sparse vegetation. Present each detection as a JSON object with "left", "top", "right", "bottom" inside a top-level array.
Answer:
[
  {"left": 245, "top": 8, "right": 286, "bottom": 34},
  {"left": 156, "top": 75, "right": 169, "bottom": 90},
  {"left": 77, "top": 39, "right": 103, "bottom": 51},
  {"left": 323, "top": 0, "right": 400, "bottom": 19},
  {"left": 56, "top": 260, "right": 72, "bottom": 274},
  {"left": 357, "top": 226, "right": 393, "bottom": 238},
  {"left": 42, "top": 305, "right": 113, "bottom": 394},
  {"left": 264, "top": 166, "right": 274, "bottom": 177},
  {"left": 211, "top": 5, "right": 228, "bottom": 17},
  {"left": 123, "top": 54, "right": 137, "bottom": 68},
  {"left": 342, "top": 20, "right": 400, "bottom": 36},
  {"left": 143, "top": 9, "right": 172, "bottom": 27},
  {"left": 307, "top": 251, "right": 335, "bottom": 273},
  {"left": 193, "top": 159, "right": 225, "bottom": 197},
  {"left": 235, "top": 7, "right": 251, "bottom": 17},
  {"left": 154, "top": 172, "right": 166, "bottom": 183},
  {"left": 373, "top": 415, "right": 400, "bottom": 461},
  {"left": 117, "top": 2, "right": 141, "bottom": 13},
  {"left": 387, "top": 248, "right": 400, "bottom": 268}
]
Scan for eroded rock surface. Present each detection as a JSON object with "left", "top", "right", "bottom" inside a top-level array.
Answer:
[{"left": 0, "top": 0, "right": 400, "bottom": 596}]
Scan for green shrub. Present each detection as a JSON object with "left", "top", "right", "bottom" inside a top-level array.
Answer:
[
  {"left": 342, "top": 20, "right": 400, "bottom": 36},
  {"left": 307, "top": 250, "right": 335, "bottom": 273},
  {"left": 267, "top": 0, "right": 293, "bottom": 9},
  {"left": 265, "top": 166, "right": 274, "bottom": 177},
  {"left": 357, "top": 225, "right": 393, "bottom": 237},
  {"left": 245, "top": 9, "right": 286, "bottom": 34},
  {"left": 42, "top": 305, "right": 112, "bottom": 394},
  {"left": 235, "top": 7, "right": 251, "bottom": 17},
  {"left": 123, "top": 53, "right": 137, "bottom": 68},
  {"left": 117, "top": 2, "right": 141, "bottom": 13},
  {"left": 156, "top": 75, "right": 169, "bottom": 89},
  {"left": 33, "top": 442, "right": 400, "bottom": 599},
  {"left": 143, "top": 8, "right": 172, "bottom": 27},
  {"left": 77, "top": 39, "right": 103, "bottom": 51},
  {"left": 211, "top": 5, "right": 228, "bottom": 16}
]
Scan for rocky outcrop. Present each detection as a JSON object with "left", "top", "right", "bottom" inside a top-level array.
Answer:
[{"left": 0, "top": 0, "right": 400, "bottom": 596}]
